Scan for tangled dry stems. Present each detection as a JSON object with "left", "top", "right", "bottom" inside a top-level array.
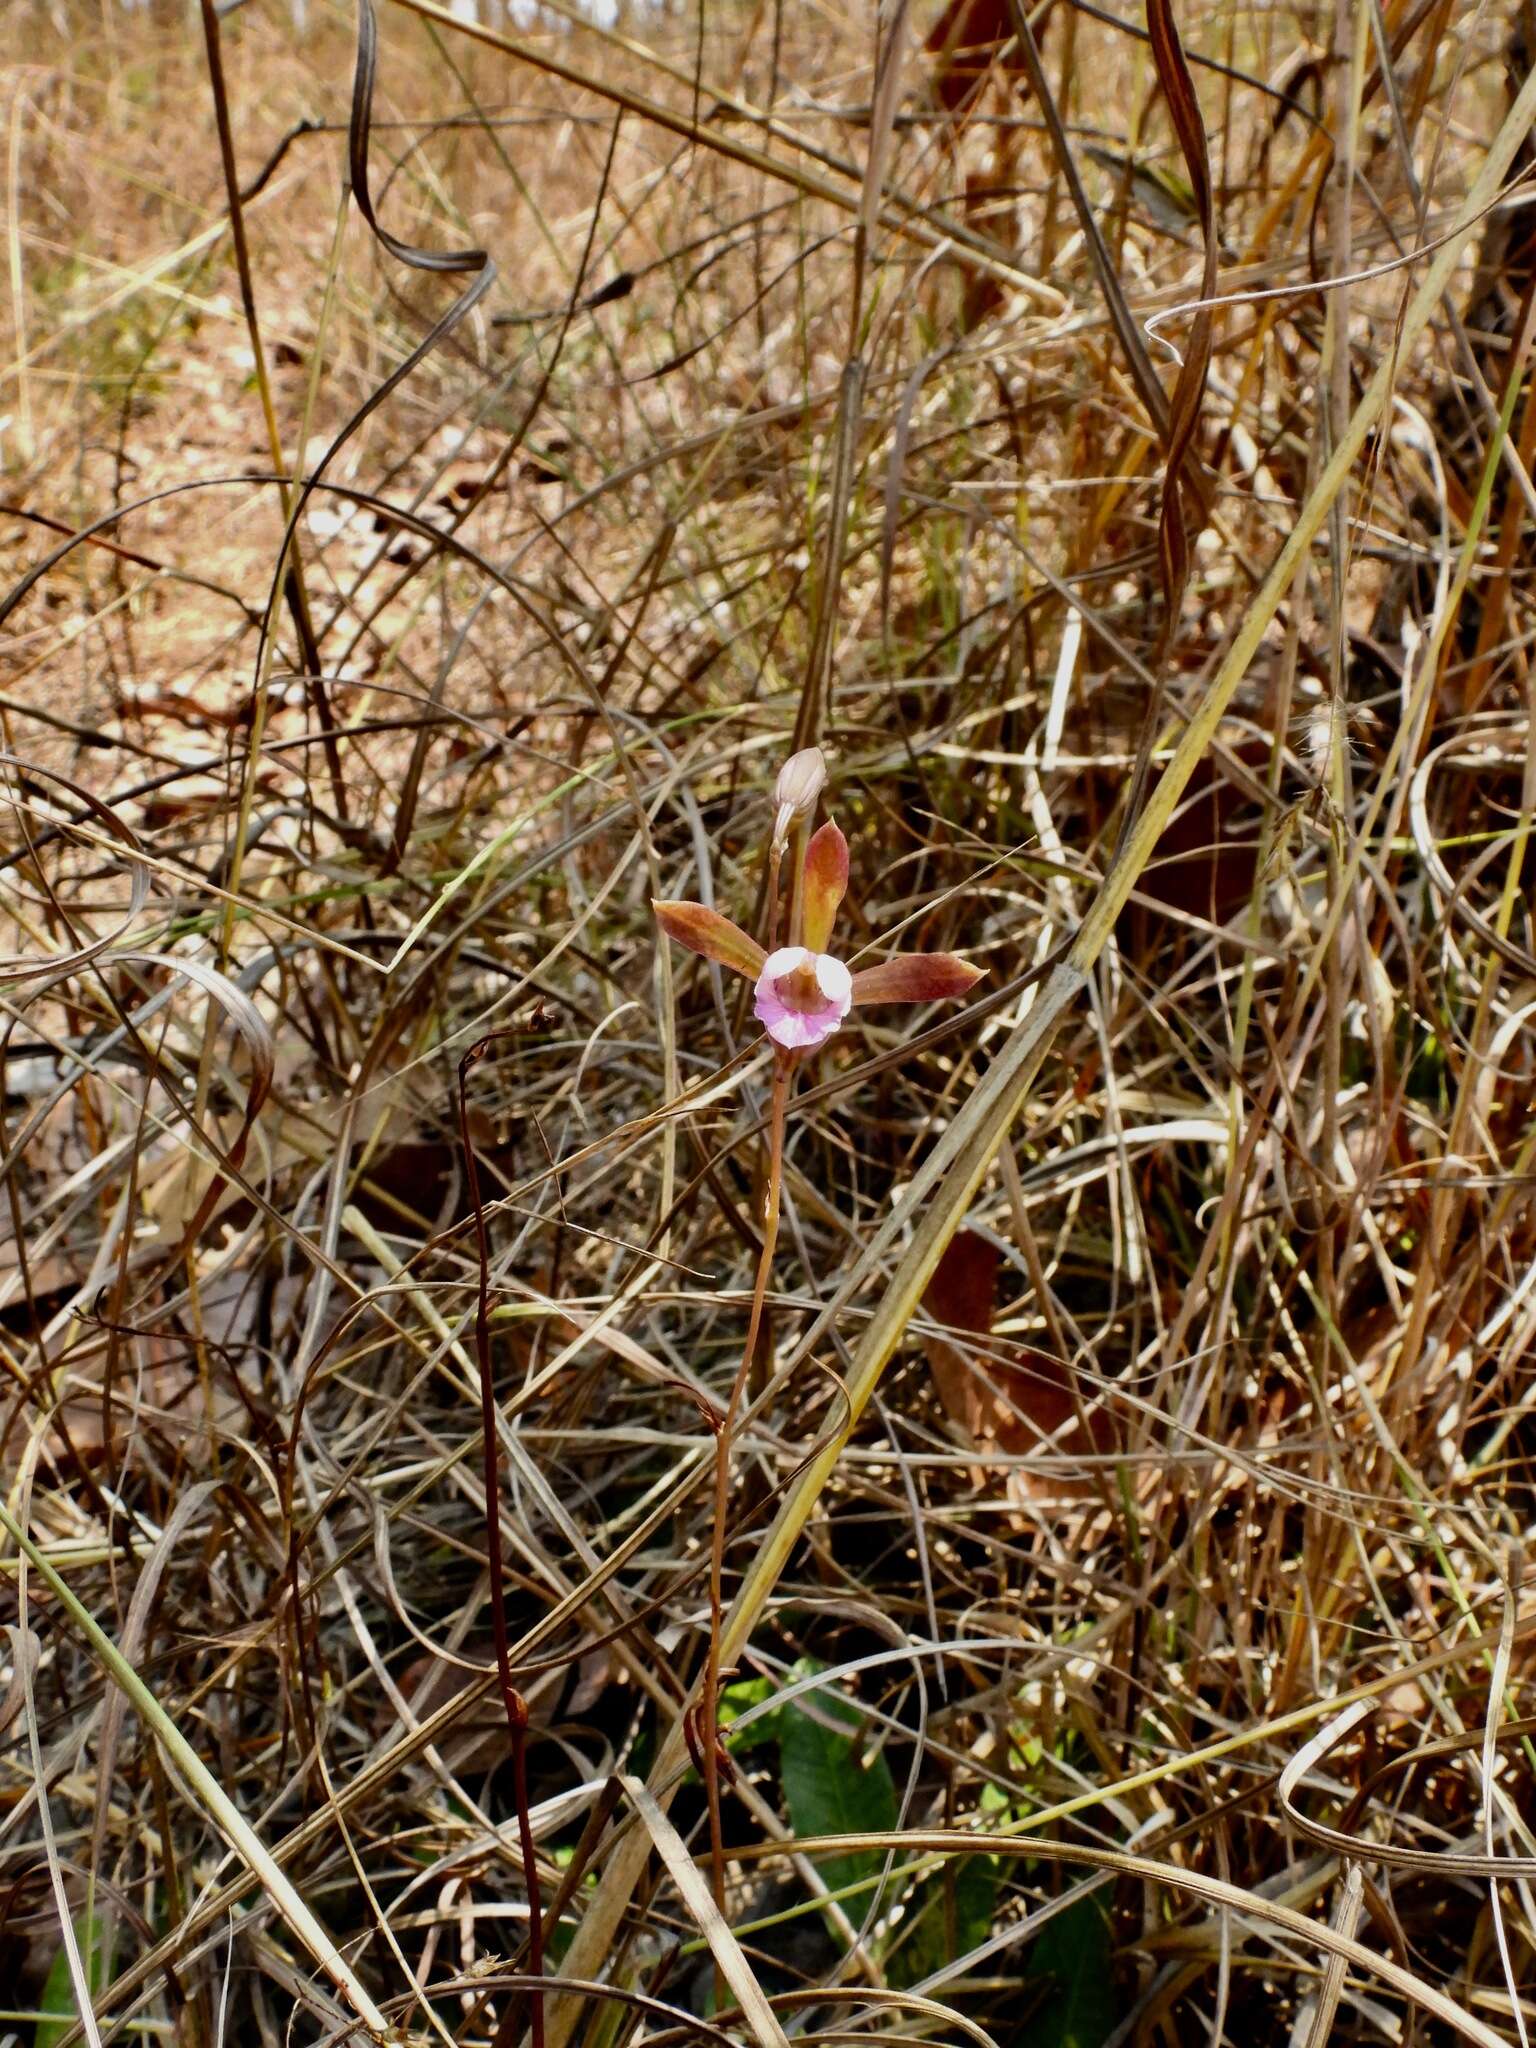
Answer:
[{"left": 3, "top": 2, "right": 1536, "bottom": 2046}]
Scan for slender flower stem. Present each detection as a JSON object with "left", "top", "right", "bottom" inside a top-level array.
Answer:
[{"left": 701, "top": 1051, "right": 792, "bottom": 1940}]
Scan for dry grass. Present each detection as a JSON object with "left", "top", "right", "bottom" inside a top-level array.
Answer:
[{"left": 4, "top": 2, "right": 1536, "bottom": 2046}]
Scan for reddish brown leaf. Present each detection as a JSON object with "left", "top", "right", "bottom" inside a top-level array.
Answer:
[{"left": 921, "top": 1231, "right": 1112, "bottom": 1492}]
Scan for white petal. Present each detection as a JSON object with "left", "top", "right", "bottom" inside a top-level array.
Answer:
[
  {"left": 760, "top": 944, "right": 812, "bottom": 983},
  {"left": 813, "top": 953, "right": 852, "bottom": 1004}
]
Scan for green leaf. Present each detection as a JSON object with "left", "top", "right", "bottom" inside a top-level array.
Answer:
[
  {"left": 37, "top": 1914, "right": 114, "bottom": 2048},
  {"left": 888, "top": 1854, "right": 997, "bottom": 1991},
  {"left": 1024, "top": 1896, "right": 1116, "bottom": 2048},
  {"left": 777, "top": 1666, "right": 896, "bottom": 1901},
  {"left": 721, "top": 1675, "right": 781, "bottom": 1753}
]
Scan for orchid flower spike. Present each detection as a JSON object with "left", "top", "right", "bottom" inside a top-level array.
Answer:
[{"left": 654, "top": 815, "right": 984, "bottom": 1053}]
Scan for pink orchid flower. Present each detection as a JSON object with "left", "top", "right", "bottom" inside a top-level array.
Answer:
[{"left": 654, "top": 819, "right": 984, "bottom": 1052}]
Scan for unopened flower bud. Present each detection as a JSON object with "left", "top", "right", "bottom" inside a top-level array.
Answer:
[{"left": 771, "top": 746, "right": 826, "bottom": 852}]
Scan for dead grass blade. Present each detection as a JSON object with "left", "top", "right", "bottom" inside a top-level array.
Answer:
[
  {"left": 385, "top": 0, "right": 1067, "bottom": 311},
  {"left": 618, "top": 1774, "right": 791, "bottom": 2048},
  {"left": 548, "top": 60, "right": 1536, "bottom": 2036},
  {"left": 1145, "top": 0, "right": 1218, "bottom": 626},
  {"left": 0, "top": 1498, "right": 392, "bottom": 2038},
  {"left": 733, "top": 1828, "right": 1511, "bottom": 2048},
  {"left": 12, "top": 6, "right": 1536, "bottom": 2045}
]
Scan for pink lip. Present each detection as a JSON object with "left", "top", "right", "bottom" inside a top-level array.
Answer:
[{"left": 752, "top": 945, "right": 853, "bottom": 1050}]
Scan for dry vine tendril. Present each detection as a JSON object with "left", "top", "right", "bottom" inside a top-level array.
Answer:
[{"left": 653, "top": 746, "right": 985, "bottom": 1934}]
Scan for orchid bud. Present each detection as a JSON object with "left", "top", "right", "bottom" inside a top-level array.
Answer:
[{"left": 770, "top": 746, "right": 827, "bottom": 852}]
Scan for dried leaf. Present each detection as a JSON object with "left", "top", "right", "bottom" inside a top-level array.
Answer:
[{"left": 921, "top": 1232, "right": 1110, "bottom": 1491}]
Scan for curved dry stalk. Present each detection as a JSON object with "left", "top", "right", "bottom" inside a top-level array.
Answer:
[{"left": 10, "top": 8, "right": 1536, "bottom": 2048}]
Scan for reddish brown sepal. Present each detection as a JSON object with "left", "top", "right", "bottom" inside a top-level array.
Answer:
[
  {"left": 801, "top": 820, "right": 849, "bottom": 953},
  {"left": 652, "top": 900, "right": 766, "bottom": 981},
  {"left": 850, "top": 954, "right": 985, "bottom": 1005}
]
